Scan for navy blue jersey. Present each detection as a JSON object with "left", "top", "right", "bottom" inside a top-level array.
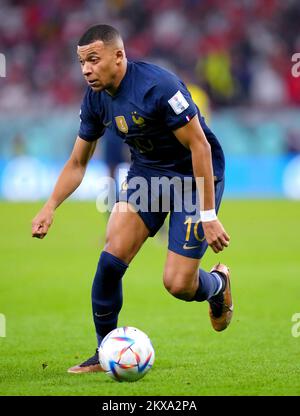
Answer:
[{"left": 78, "top": 60, "right": 225, "bottom": 180}]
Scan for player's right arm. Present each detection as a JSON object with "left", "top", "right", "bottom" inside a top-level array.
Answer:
[{"left": 31, "top": 136, "right": 97, "bottom": 239}]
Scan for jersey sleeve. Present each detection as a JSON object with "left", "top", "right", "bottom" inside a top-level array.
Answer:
[
  {"left": 155, "top": 75, "right": 198, "bottom": 130},
  {"left": 78, "top": 88, "right": 105, "bottom": 142}
]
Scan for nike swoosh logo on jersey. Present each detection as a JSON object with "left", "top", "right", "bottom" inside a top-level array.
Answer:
[
  {"left": 183, "top": 243, "right": 201, "bottom": 250},
  {"left": 103, "top": 120, "right": 112, "bottom": 127}
]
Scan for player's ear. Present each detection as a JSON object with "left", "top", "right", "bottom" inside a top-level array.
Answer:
[{"left": 115, "top": 49, "right": 125, "bottom": 64}]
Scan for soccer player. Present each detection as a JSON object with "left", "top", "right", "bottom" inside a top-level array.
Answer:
[{"left": 31, "top": 25, "right": 233, "bottom": 373}]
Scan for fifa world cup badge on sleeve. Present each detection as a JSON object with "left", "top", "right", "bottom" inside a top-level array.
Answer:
[{"left": 168, "top": 90, "right": 189, "bottom": 115}]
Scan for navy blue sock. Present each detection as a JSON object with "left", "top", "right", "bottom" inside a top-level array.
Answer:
[
  {"left": 192, "top": 269, "right": 224, "bottom": 302},
  {"left": 91, "top": 251, "right": 128, "bottom": 347}
]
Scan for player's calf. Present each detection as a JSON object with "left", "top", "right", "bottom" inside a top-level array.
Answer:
[
  {"left": 164, "top": 276, "right": 196, "bottom": 301},
  {"left": 163, "top": 270, "right": 198, "bottom": 301},
  {"left": 163, "top": 253, "right": 199, "bottom": 300},
  {"left": 163, "top": 255, "right": 233, "bottom": 331}
]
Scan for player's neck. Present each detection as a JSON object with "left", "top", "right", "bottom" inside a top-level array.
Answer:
[{"left": 105, "top": 59, "right": 128, "bottom": 96}]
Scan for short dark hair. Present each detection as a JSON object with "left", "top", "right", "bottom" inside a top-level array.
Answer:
[{"left": 78, "top": 24, "right": 121, "bottom": 46}]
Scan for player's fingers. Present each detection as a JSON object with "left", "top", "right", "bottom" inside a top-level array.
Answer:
[
  {"left": 32, "top": 227, "right": 40, "bottom": 236},
  {"left": 215, "top": 238, "right": 224, "bottom": 251},
  {"left": 32, "top": 232, "right": 47, "bottom": 239},
  {"left": 32, "top": 233, "right": 42, "bottom": 238},
  {"left": 219, "top": 235, "right": 229, "bottom": 247},
  {"left": 32, "top": 218, "right": 46, "bottom": 231},
  {"left": 32, "top": 221, "right": 48, "bottom": 237},
  {"left": 210, "top": 244, "right": 218, "bottom": 253},
  {"left": 31, "top": 223, "right": 40, "bottom": 234},
  {"left": 40, "top": 223, "right": 49, "bottom": 232},
  {"left": 210, "top": 240, "right": 223, "bottom": 253},
  {"left": 223, "top": 231, "right": 230, "bottom": 242}
]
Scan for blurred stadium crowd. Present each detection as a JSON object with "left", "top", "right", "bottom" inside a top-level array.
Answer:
[
  {"left": 1, "top": 0, "right": 300, "bottom": 199},
  {"left": 1, "top": 0, "right": 300, "bottom": 112}
]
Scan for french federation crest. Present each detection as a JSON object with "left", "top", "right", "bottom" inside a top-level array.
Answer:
[{"left": 115, "top": 116, "right": 128, "bottom": 133}]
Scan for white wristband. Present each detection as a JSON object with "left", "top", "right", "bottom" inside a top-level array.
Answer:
[{"left": 200, "top": 209, "right": 217, "bottom": 222}]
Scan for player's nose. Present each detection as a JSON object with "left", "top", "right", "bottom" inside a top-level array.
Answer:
[{"left": 82, "top": 62, "right": 92, "bottom": 76}]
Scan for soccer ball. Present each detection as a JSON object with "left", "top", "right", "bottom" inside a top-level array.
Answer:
[{"left": 99, "top": 326, "right": 155, "bottom": 382}]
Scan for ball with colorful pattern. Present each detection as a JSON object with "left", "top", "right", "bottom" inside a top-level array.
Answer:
[{"left": 99, "top": 326, "right": 155, "bottom": 382}]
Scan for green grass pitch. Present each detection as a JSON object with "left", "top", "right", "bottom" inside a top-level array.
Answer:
[{"left": 0, "top": 200, "right": 300, "bottom": 396}]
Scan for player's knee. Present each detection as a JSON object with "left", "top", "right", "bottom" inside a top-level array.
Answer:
[
  {"left": 104, "top": 240, "right": 129, "bottom": 263},
  {"left": 163, "top": 270, "right": 195, "bottom": 301},
  {"left": 104, "top": 233, "right": 139, "bottom": 264}
]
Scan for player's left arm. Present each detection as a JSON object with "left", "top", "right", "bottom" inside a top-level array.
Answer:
[{"left": 173, "top": 114, "right": 230, "bottom": 253}]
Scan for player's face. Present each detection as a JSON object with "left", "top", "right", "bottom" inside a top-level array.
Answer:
[{"left": 77, "top": 40, "right": 122, "bottom": 92}]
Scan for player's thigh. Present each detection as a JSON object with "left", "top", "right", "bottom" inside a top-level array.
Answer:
[
  {"left": 163, "top": 250, "right": 200, "bottom": 295},
  {"left": 167, "top": 177, "right": 225, "bottom": 260},
  {"left": 104, "top": 202, "right": 149, "bottom": 264}
]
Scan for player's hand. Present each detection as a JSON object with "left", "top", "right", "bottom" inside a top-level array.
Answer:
[
  {"left": 31, "top": 206, "right": 54, "bottom": 239},
  {"left": 202, "top": 219, "right": 230, "bottom": 253}
]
